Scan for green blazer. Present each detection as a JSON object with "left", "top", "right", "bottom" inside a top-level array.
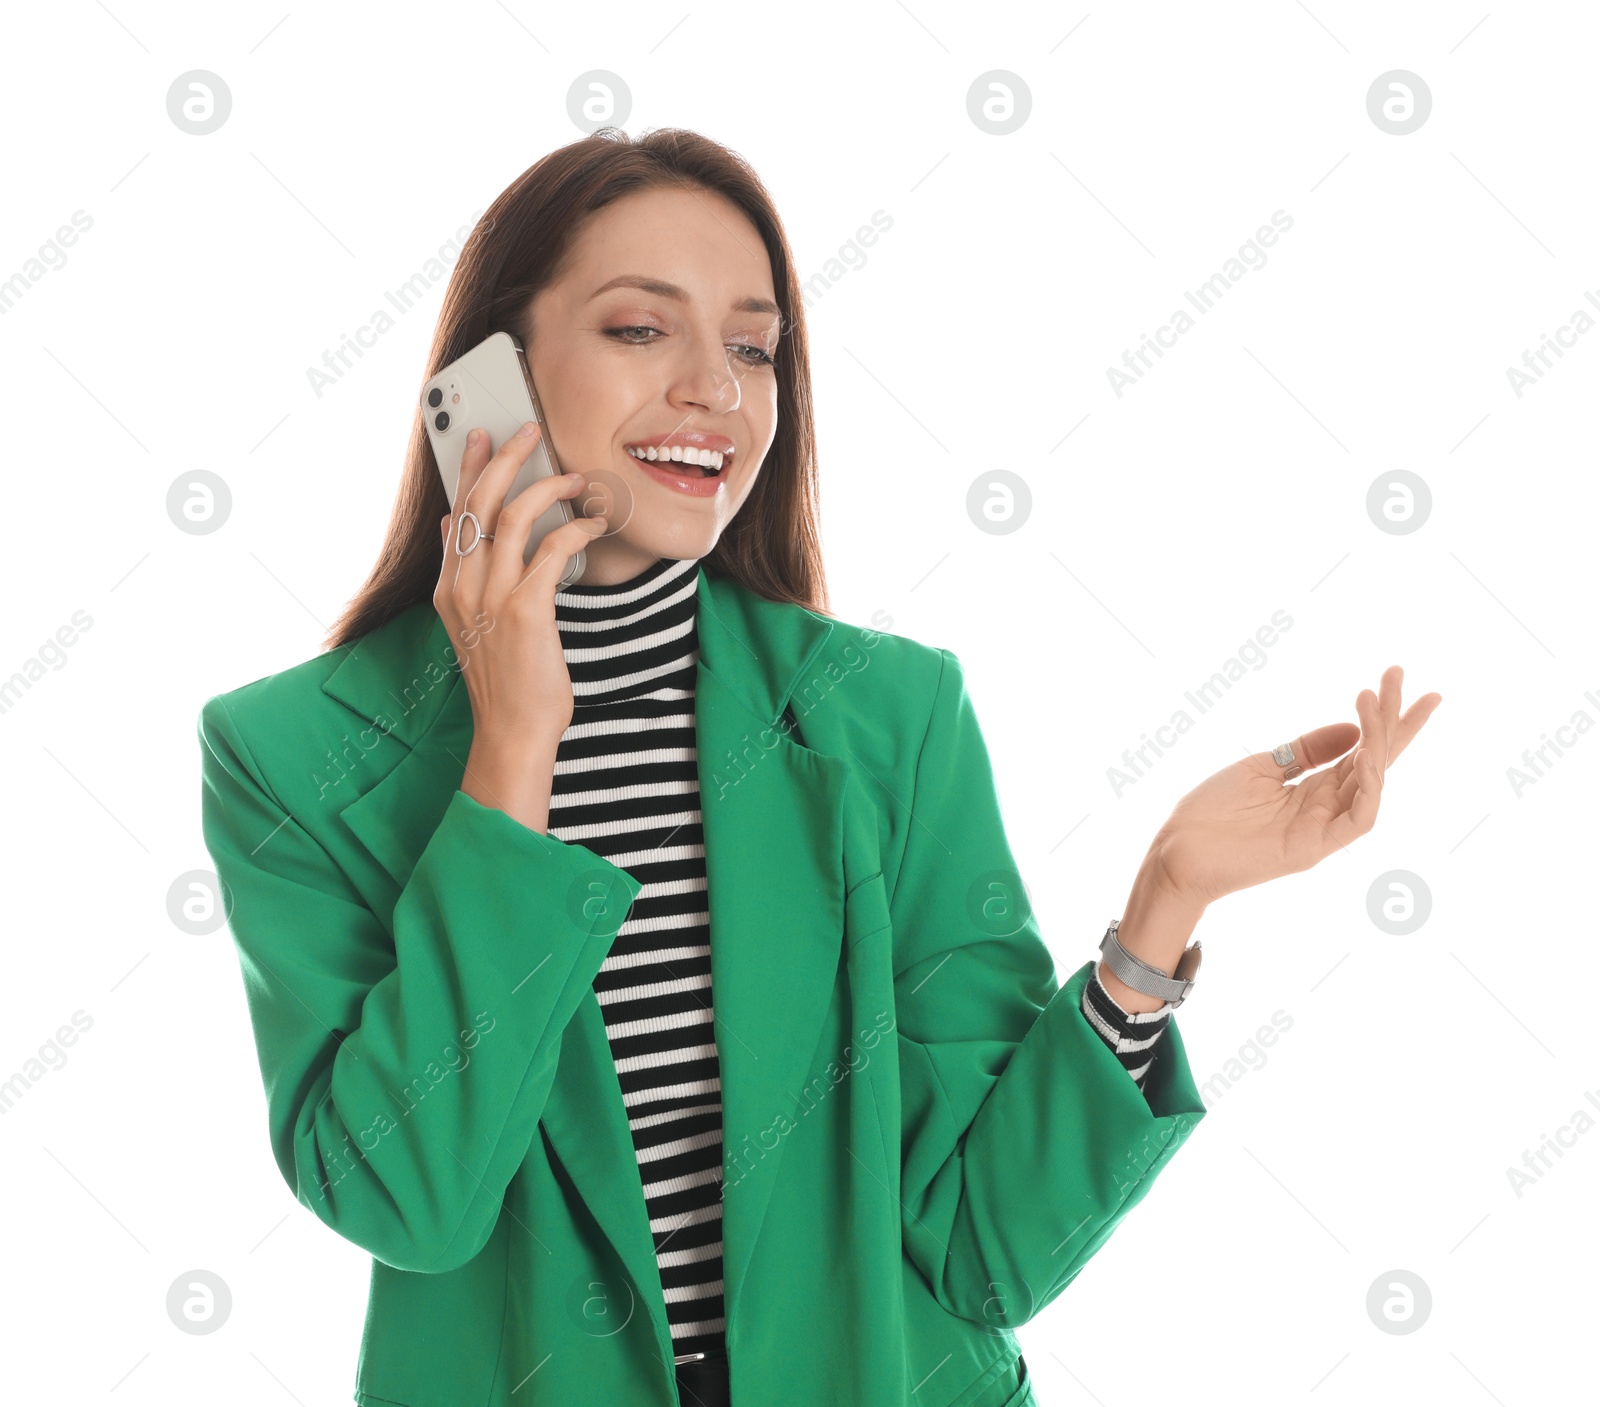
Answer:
[{"left": 198, "top": 567, "right": 1207, "bottom": 1407}]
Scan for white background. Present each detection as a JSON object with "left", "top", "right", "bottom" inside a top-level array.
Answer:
[{"left": 1, "top": 1, "right": 1594, "bottom": 1403}]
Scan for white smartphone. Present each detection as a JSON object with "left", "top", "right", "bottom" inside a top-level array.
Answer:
[{"left": 421, "top": 330, "right": 585, "bottom": 588}]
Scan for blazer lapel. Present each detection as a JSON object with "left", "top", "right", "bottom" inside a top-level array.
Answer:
[
  {"left": 319, "top": 569, "right": 851, "bottom": 1356},
  {"left": 679, "top": 583, "right": 852, "bottom": 1334},
  {"left": 305, "top": 592, "right": 470, "bottom": 889}
]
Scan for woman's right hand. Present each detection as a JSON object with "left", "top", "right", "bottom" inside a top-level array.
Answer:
[{"left": 433, "top": 421, "right": 608, "bottom": 753}]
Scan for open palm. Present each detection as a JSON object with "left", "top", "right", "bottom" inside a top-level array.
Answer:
[{"left": 1152, "top": 666, "right": 1442, "bottom": 907}]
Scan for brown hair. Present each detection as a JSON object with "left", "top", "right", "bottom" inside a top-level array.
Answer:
[{"left": 322, "top": 126, "right": 830, "bottom": 653}]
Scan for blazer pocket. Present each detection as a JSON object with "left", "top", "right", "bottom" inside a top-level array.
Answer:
[
  {"left": 996, "top": 1354, "right": 1035, "bottom": 1407},
  {"left": 969, "top": 1354, "right": 1034, "bottom": 1407}
]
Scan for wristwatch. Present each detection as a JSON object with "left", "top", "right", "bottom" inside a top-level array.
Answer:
[{"left": 1098, "top": 918, "right": 1202, "bottom": 1008}]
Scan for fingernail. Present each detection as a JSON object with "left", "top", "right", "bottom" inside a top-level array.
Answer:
[
  {"left": 466, "top": 429, "right": 479, "bottom": 447},
  {"left": 518, "top": 421, "right": 536, "bottom": 437}
]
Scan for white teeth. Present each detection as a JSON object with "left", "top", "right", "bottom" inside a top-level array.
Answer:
[{"left": 626, "top": 445, "right": 726, "bottom": 471}]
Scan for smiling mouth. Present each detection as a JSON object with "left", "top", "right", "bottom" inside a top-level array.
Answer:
[{"left": 624, "top": 445, "right": 730, "bottom": 477}]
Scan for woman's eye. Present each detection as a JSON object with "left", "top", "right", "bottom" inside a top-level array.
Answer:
[{"left": 605, "top": 326, "right": 775, "bottom": 367}]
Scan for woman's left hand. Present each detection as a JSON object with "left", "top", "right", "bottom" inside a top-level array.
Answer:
[{"left": 1148, "top": 665, "right": 1442, "bottom": 907}]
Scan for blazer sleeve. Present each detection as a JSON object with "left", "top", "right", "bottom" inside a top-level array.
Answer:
[
  {"left": 889, "top": 649, "right": 1207, "bottom": 1328},
  {"left": 198, "top": 694, "right": 643, "bottom": 1275}
]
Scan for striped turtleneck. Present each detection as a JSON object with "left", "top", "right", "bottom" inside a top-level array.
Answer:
[
  {"left": 543, "top": 554, "right": 1176, "bottom": 1363},
  {"left": 1081, "top": 974, "right": 1173, "bottom": 1087},
  {"left": 547, "top": 553, "right": 727, "bottom": 1366}
]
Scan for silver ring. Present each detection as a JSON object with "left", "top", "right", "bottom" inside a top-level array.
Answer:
[
  {"left": 454, "top": 511, "right": 494, "bottom": 556},
  {"left": 1272, "top": 741, "right": 1303, "bottom": 781}
]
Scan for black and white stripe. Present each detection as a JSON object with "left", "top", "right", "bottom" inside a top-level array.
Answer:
[
  {"left": 1081, "top": 974, "right": 1173, "bottom": 1090},
  {"left": 547, "top": 553, "right": 726, "bottom": 1364}
]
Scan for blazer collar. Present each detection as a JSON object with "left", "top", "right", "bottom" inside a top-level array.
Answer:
[
  {"left": 319, "top": 564, "right": 835, "bottom": 746},
  {"left": 317, "top": 564, "right": 856, "bottom": 1371}
]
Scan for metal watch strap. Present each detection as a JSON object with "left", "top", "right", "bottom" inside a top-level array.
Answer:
[{"left": 1098, "top": 918, "right": 1202, "bottom": 1007}]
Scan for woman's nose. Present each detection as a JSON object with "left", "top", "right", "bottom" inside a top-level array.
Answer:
[{"left": 671, "top": 335, "right": 751, "bottom": 414}]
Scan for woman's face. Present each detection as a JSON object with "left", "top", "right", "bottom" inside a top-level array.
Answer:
[{"left": 522, "top": 185, "right": 783, "bottom": 585}]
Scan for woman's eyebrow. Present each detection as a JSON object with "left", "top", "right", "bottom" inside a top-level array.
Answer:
[{"left": 587, "top": 273, "right": 780, "bottom": 317}]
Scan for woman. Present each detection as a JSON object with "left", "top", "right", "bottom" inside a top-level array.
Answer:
[{"left": 198, "top": 128, "right": 1440, "bottom": 1407}]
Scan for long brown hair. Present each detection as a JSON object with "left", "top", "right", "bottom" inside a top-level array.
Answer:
[{"left": 323, "top": 126, "right": 829, "bottom": 653}]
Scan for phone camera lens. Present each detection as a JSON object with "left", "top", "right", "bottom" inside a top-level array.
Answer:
[
  {"left": 434, "top": 411, "right": 450, "bottom": 432},
  {"left": 427, "top": 387, "right": 443, "bottom": 408}
]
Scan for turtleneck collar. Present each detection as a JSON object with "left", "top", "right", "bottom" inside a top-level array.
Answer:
[{"left": 553, "top": 555, "right": 704, "bottom": 706}]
